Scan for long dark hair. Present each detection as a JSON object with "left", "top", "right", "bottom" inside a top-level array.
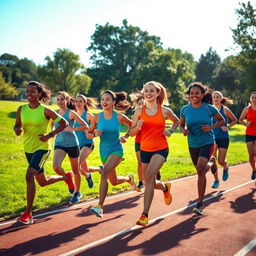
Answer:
[
  {"left": 101, "top": 90, "right": 130, "bottom": 112},
  {"left": 185, "top": 82, "right": 213, "bottom": 104},
  {"left": 76, "top": 94, "right": 98, "bottom": 111},
  {"left": 56, "top": 91, "right": 76, "bottom": 110},
  {"left": 26, "top": 81, "right": 51, "bottom": 103}
]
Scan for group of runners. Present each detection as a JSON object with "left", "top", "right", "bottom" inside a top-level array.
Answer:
[{"left": 14, "top": 80, "right": 256, "bottom": 226}]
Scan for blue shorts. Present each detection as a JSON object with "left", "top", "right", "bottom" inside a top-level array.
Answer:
[
  {"left": 189, "top": 144, "right": 214, "bottom": 166},
  {"left": 246, "top": 135, "right": 256, "bottom": 143},
  {"left": 80, "top": 143, "right": 94, "bottom": 151},
  {"left": 140, "top": 148, "right": 169, "bottom": 164},
  {"left": 54, "top": 145, "right": 80, "bottom": 158},
  {"left": 215, "top": 138, "right": 229, "bottom": 149},
  {"left": 25, "top": 150, "right": 50, "bottom": 173}
]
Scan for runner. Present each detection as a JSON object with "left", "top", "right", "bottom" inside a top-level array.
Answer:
[
  {"left": 14, "top": 81, "right": 68, "bottom": 224},
  {"left": 89, "top": 90, "right": 136, "bottom": 218},
  {"left": 52, "top": 91, "right": 89, "bottom": 204},
  {"left": 130, "top": 92, "right": 144, "bottom": 192},
  {"left": 74, "top": 94, "right": 100, "bottom": 189},
  {"left": 239, "top": 91, "right": 256, "bottom": 180},
  {"left": 129, "top": 81, "right": 180, "bottom": 226},
  {"left": 211, "top": 91, "right": 237, "bottom": 188},
  {"left": 179, "top": 82, "right": 224, "bottom": 215}
]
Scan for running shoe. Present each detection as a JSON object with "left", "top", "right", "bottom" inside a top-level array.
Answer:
[
  {"left": 222, "top": 167, "right": 229, "bottom": 181},
  {"left": 70, "top": 192, "right": 82, "bottom": 204},
  {"left": 86, "top": 173, "right": 94, "bottom": 188},
  {"left": 136, "top": 214, "right": 148, "bottom": 227},
  {"left": 156, "top": 171, "right": 161, "bottom": 180},
  {"left": 17, "top": 211, "right": 33, "bottom": 225},
  {"left": 65, "top": 172, "right": 75, "bottom": 194},
  {"left": 192, "top": 202, "right": 203, "bottom": 216},
  {"left": 251, "top": 170, "right": 256, "bottom": 180},
  {"left": 212, "top": 180, "right": 220, "bottom": 188},
  {"left": 163, "top": 182, "right": 172, "bottom": 205},
  {"left": 209, "top": 157, "right": 217, "bottom": 174},
  {"left": 90, "top": 205, "right": 103, "bottom": 218},
  {"left": 128, "top": 174, "right": 136, "bottom": 191},
  {"left": 135, "top": 182, "right": 144, "bottom": 192}
]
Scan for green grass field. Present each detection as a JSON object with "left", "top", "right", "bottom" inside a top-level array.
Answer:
[{"left": 0, "top": 100, "right": 248, "bottom": 220}]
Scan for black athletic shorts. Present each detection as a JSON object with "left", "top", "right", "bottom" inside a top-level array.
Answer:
[
  {"left": 215, "top": 138, "right": 229, "bottom": 149},
  {"left": 189, "top": 144, "right": 214, "bottom": 166},
  {"left": 54, "top": 145, "right": 80, "bottom": 158},
  {"left": 140, "top": 148, "right": 169, "bottom": 164},
  {"left": 25, "top": 149, "right": 50, "bottom": 173},
  {"left": 245, "top": 135, "right": 256, "bottom": 143}
]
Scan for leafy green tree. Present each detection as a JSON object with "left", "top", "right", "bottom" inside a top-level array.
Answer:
[
  {"left": 195, "top": 47, "right": 221, "bottom": 86},
  {"left": 231, "top": 1, "right": 256, "bottom": 91},
  {"left": 0, "top": 54, "right": 38, "bottom": 87},
  {"left": 213, "top": 56, "right": 247, "bottom": 116},
  {"left": 87, "top": 19, "right": 163, "bottom": 94},
  {"left": 38, "top": 48, "right": 89, "bottom": 94},
  {"left": 0, "top": 72, "right": 18, "bottom": 99},
  {"left": 137, "top": 48, "right": 195, "bottom": 109}
]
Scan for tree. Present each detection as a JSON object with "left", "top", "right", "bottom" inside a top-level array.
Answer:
[
  {"left": 0, "top": 54, "right": 38, "bottom": 87},
  {"left": 195, "top": 47, "right": 221, "bottom": 86},
  {"left": 231, "top": 1, "right": 256, "bottom": 91},
  {"left": 0, "top": 73, "right": 18, "bottom": 99},
  {"left": 87, "top": 19, "right": 163, "bottom": 94},
  {"left": 38, "top": 48, "right": 89, "bottom": 94},
  {"left": 213, "top": 56, "right": 246, "bottom": 116}
]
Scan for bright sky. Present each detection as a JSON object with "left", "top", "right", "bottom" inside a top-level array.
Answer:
[{"left": 0, "top": 0, "right": 250, "bottom": 67}]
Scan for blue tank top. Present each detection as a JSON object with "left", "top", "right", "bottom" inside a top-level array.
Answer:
[
  {"left": 74, "top": 111, "right": 93, "bottom": 147},
  {"left": 54, "top": 109, "right": 79, "bottom": 147},
  {"left": 97, "top": 111, "right": 123, "bottom": 157},
  {"left": 213, "top": 105, "right": 229, "bottom": 139}
]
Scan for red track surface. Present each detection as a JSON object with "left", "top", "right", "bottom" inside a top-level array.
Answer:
[{"left": 0, "top": 163, "right": 255, "bottom": 256}]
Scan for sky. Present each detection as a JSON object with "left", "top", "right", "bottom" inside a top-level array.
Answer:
[{"left": 0, "top": 0, "right": 251, "bottom": 67}]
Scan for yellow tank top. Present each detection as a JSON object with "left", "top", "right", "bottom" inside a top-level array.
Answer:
[{"left": 21, "top": 104, "right": 50, "bottom": 153}]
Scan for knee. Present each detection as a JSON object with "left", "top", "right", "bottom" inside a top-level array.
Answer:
[
  {"left": 101, "top": 169, "right": 109, "bottom": 181},
  {"left": 25, "top": 168, "right": 36, "bottom": 182},
  {"left": 196, "top": 165, "right": 205, "bottom": 176},
  {"left": 144, "top": 172, "right": 154, "bottom": 183}
]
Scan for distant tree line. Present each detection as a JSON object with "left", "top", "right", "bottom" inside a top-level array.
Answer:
[{"left": 0, "top": 1, "right": 255, "bottom": 116}]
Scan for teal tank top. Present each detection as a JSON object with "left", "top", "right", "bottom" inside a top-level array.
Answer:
[
  {"left": 54, "top": 109, "right": 78, "bottom": 147},
  {"left": 97, "top": 111, "right": 123, "bottom": 157},
  {"left": 74, "top": 111, "right": 93, "bottom": 147}
]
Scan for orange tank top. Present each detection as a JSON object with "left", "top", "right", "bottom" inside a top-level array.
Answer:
[
  {"left": 140, "top": 104, "right": 168, "bottom": 151},
  {"left": 246, "top": 106, "right": 256, "bottom": 136}
]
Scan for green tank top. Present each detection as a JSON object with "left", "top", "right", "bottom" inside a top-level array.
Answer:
[{"left": 21, "top": 104, "right": 50, "bottom": 153}]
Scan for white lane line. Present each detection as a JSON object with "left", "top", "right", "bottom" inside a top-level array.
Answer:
[
  {"left": 233, "top": 238, "right": 256, "bottom": 256},
  {"left": 59, "top": 179, "right": 255, "bottom": 256},
  {"left": 0, "top": 174, "right": 196, "bottom": 227}
]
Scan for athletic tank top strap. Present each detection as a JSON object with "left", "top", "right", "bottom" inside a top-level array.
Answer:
[
  {"left": 21, "top": 103, "right": 50, "bottom": 153},
  {"left": 55, "top": 109, "right": 79, "bottom": 147},
  {"left": 140, "top": 104, "right": 168, "bottom": 151},
  {"left": 213, "top": 105, "right": 229, "bottom": 139},
  {"left": 97, "top": 111, "right": 123, "bottom": 157},
  {"left": 74, "top": 111, "right": 93, "bottom": 146}
]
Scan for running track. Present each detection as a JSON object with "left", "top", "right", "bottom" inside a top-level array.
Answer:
[{"left": 0, "top": 163, "right": 255, "bottom": 256}]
